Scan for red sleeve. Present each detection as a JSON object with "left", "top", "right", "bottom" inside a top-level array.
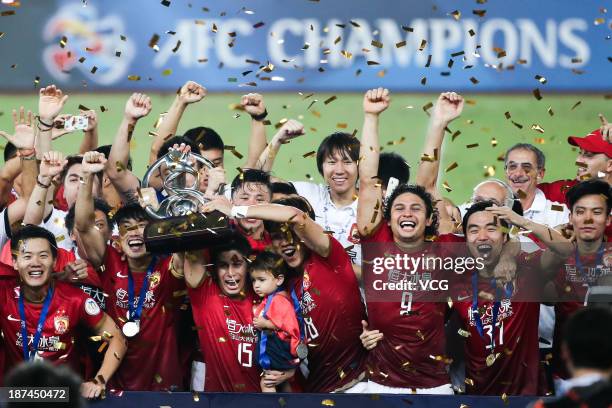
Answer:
[
  {"left": 187, "top": 276, "right": 215, "bottom": 310},
  {"left": 265, "top": 294, "right": 301, "bottom": 356},
  {"left": 53, "top": 249, "right": 75, "bottom": 273},
  {"left": 0, "top": 261, "right": 16, "bottom": 278},
  {"left": 321, "top": 235, "right": 354, "bottom": 273},
  {"left": 360, "top": 221, "right": 393, "bottom": 244}
]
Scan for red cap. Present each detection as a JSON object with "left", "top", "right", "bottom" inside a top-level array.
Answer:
[{"left": 568, "top": 129, "right": 612, "bottom": 158}]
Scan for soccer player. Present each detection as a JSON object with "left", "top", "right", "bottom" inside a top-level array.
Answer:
[
  {"left": 256, "top": 119, "right": 363, "bottom": 267},
  {"left": 357, "top": 88, "right": 455, "bottom": 393},
  {"left": 457, "top": 201, "right": 572, "bottom": 395},
  {"left": 549, "top": 180, "right": 611, "bottom": 387},
  {"left": 74, "top": 151, "right": 187, "bottom": 391},
  {"left": 201, "top": 194, "right": 367, "bottom": 392},
  {"left": 182, "top": 235, "right": 261, "bottom": 392},
  {"left": 0, "top": 225, "right": 125, "bottom": 399}
]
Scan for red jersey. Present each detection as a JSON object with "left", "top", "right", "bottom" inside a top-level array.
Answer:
[
  {"left": 254, "top": 291, "right": 300, "bottom": 356},
  {"left": 551, "top": 246, "right": 610, "bottom": 379},
  {"left": 188, "top": 277, "right": 260, "bottom": 392},
  {"left": 233, "top": 222, "right": 272, "bottom": 254},
  {"left": 291, "top": 236, "right": 367, "bottom": 392},
  {"left": 360, "top": 223, "right": 452, "bottom": 388},
  {"left": 102, "top": 246, "right": 185, "bottom": 391},
  {"left": 0, "top": 280, "right": 103, "bottom": 374},
  {"left": 454, "top": 253, "right": 542, "bottom": 395}
]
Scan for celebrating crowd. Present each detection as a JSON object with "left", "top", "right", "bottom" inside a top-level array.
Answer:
[{"left": 0, "top": 81, "right": 611, "bottom": 402}]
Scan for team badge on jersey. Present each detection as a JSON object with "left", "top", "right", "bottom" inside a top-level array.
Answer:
[
  {"left": 54, "top": 311, "right": 70, "bottom": 335},
  {"left": 148, "top": 271, "right": 161, "bottom": 291},
  {"left": 303, "top": 271, "right": 311, "bottom": 291}
]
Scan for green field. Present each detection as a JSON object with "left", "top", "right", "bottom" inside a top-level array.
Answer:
[{"left": 0, "top": 92, "right": 609, "bottom": 203}]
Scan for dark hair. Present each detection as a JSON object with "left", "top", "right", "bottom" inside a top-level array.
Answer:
[
  {"left": 4, "top": 141, "right": 17, "bottom": 162},
  {"left": 113, "top": 203, "right": 149, "bottom": 226},
  {"left": 5, "top": 361, "right": 85, "bottom": 408},
  {"left": 272, "top": 182, "right": 298, "bottom": 197},
  {"left": 250, "top": 251, "right": 288, "bottom": 279},
  {"left": 59, "top": 155, "right": 84, "bottom": 184},
  {"left": 208, "top": 234, "right": 252, "bottom": 283},
  {"left": 96, "top": 144, "right": 132, "bottom": 170},
  {"left": 60, "top": 155, "right": 104, "bottom": 187},
  {"left": 183, "top": 126, "right": 224, "bottom": 151},
  {"left": 504, "top": 143, "right": 546, "bottom": 170},
  {"left": 564, "top": 307, "right": 612, "bottom": 370},
  {"left": 231, "top": 169, "right": 272, "bottom": 200},
  {"left": 315, "top": 132, "right": 360, "bottom": 176},
  {"left": 157, "top": 136, "right": 200, "bottom": 160},
  {"left": 462, "top": 200, "right": 509, "bottom": 236},
  {"left": 378, "top": 152, "right": 410, "bottom": 186},
  {"left": 66, "top": 198, "right": 113, "bottom": 234},
  {"left": 11, "top": 225, "right": 58, "bottom": 259},
  {"left": 265, "top": 195, "right": 316, "bottom": 235},
  {"left": 384, "top": 184, "right": 438, "bottom": 237},
  {"left": 567, "top": 179, "right": 612, "bottom": 213}
]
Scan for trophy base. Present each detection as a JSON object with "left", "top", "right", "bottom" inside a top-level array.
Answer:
[{"left": 144, "top": 210, "right": 236, "bottom": 253}]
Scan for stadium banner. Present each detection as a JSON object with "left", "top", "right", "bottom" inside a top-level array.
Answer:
[{"left": 0, "top": 0, "right": 609, "bottom": 92}]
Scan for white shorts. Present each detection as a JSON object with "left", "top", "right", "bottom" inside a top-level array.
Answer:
[
  {"left": 343, "top": 380, "right": 454, "bottom": 395},
  {"left": 191, "top": 361, "right": 206, "bottom": 392}
]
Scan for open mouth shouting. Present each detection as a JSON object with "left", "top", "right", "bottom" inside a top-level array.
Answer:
[
  {"left": 27, "top": 268, "right": 45, "bottom": 281},
  {"left": 398, "top": 219, "right": 417, "bottom": 232},
  {"left": 223, "top": 275, "right": 241, "bottom": 292},
  {"left": 281, "top": 245, "right": 297, "bottom": 259},
  {"left": 126, "top": 237, "right": 146, "bottom": 253},
  {"left": 476, "top": 243, "right": 493, "bottom": 259}
]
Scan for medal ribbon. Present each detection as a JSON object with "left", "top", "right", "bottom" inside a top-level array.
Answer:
[
  {"left": 471, "top": 272, "right": 512, "bottom": 355},
  {"left": 127, "top": 257, "right": 158, "bottom": 322},
  {"left": 19, "top": 284, "right": 55, "bottom": 361},
  {"left": 574, "top": 242, "right": 605, "bottom": 280}
]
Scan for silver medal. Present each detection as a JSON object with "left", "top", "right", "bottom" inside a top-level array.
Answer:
[
  {"left": 122, "top": 321, "right": 140, "bottom": 337},
  {"left": 296, "top": 342, "right": 308, "bottom": 360}
]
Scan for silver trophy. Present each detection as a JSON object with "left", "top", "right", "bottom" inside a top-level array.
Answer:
[{"left": 141, "top": 148, "right": 235, "bottom": 253}]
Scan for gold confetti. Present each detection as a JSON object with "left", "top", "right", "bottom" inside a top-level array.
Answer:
[
  {"left": 531, "top": 124, "right": 545, "bottom": 133},
  {"left": 324, "top": 96, "right": 337, "bottom": 105},
  {"left": 418, "top": 39, "right": 427, "bottom": 51},
  {"left": 594, "top": 17, "right": 605, "bottom": 25},
  {"left": 450, "top": 10, "right": 461, "bottom": 20},
  {"left": 501, "top": 393, "right": 509, "bottom": 405},
  {"left": 445, "top": 162, "right": 458, "bottom": 172},
  {"left": 473, "top": 9, "right": 487, "bottom": 17},
  {"left": 127, "top": 75, "right": 141, "bottom": 81},
  {"left": 484, "top": 165, "right": 496, "bottom": 177},
  {"left": 465, "top": 378, "right": 474, "bottom": 386},
  {"left": 371, "top": 40, "right": 383, "bottom": 48},
  {"left": 366, "top": 60, "right": 380, "bottom": 65},
  {"left": 466, "top": 143, "right": 479, "bottom": 149},
  {"left": 468, "top": 29, "right": 476, "bottom": 36},
  {"left": 154, "top": 374, "right": 163, "bottom": 383},
  {"left": 340, "top": 50, "right": 353, "bottom": 59},
  {"left": 571, "top": 101, "right": 581, "bottom": 110},
  {"left": 470, "top": 77, "right": 479, "bottom": 85},
  {"left": 302, "top": 151, "right": 315, "bottom": 158},
  {"left": 1, "top": 10, "right": 16, "bottom": 16},
  {"left": 533, "top": 88, "right": 542, "bottom": 100},
  {"left": 491, "top": 138, "right": 498, "bottom": 147},
  {"left": 442, "top": 181, "right": 452, "bottom": 192},
  {"left": 535, "top": 74, "right": 547, "bottom": 84},
  {"left": 458, "top": 329, "right": 471, "bottom": 337},
  {"left": 162, "top": 69, "right": 172, "bottom": 76},
  {"left": 547, "top": 107, "right": 554, "bottom": 116},
  {"left": 321, "top": 399, "right": 335, "bottom": 407},
  {"left": 336, "top": 123, "right": 347, "bottom": 129},
  {"left": 395, "top": 40, "right": 406, "bottom": 48},
  {"left": 161, "top": 0, "right": 170, "bottom": 6}
]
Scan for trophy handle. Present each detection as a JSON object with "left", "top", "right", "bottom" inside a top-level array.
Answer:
[{"left": 141, "top": 150, "right": 215, "bottom": 194}]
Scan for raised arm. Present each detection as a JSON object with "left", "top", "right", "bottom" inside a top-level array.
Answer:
[
  {"left": 23, "top": 151, "right": 66, "bottom": 226},
  {"left": 36, "top": 85, "right": 69, "bottom": 160},
  {"left": 240, "top": 93, "right": 269, "bottom": 169},
  {"left": 106, "top": 93, "right": 151, "bottom": 204},
  {"left": 75, "top": 151, "right": 108, "bottom": 268},
  {"left": 415, "top": 92, "right": 464, "bottom": 193},
  {"left": 182, "top": 250, "right": 208, "bottom": 289},
  {"left": 202, "top": 196, "right": 331, "bottom": 257},
  {"left": 150, "top": 81, "right": 206, "bottom": 165},
  {"left": 78, "top": 109, "right": 99, "bottom": 154},
  {"left": 255, "top": 120, "right": 305, "bottom": 172},
  {"left": 357, "top": 88, "right": 390, "bottom": 237},
  {"left": 81, "top": 313, "right": 127, "bottom": 399}
]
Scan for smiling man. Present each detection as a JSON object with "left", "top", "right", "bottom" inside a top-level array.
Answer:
[
  {"left": 74, "top": 151, "right": 186, "bottom": 391},
  {"left": 0, "top": 225, "right": 126, "bottom": 399}
]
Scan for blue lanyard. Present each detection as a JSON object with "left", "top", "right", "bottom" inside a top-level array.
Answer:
[
  {"left": 127, "top": 257, "right": 157, "bottom": 322},
  {"left": 574, "top": 243, "right": 605, "bottom": 280},
  {"left": 471, "top": 272, "right": 512, "bottom": 352},
  {"left": 18, "top": 284, "right": 55, "bottom": 361}
]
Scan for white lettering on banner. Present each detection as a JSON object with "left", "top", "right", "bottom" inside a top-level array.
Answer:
[{"left": 152, "top": 17, "right": 590, "bottom": 69}]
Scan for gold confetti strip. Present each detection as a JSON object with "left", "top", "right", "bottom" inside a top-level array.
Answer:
[
  {"left": 547, "top": 107, "right": 554, "bottom": 116},
  {"left": 162, "top": 69, "right": 172, "bottom": 76},
  {"left": 395, "top": 40, "right": 406, "bottom": 48},
  {"left": 483, "top": 165, "right": 495, "bottom": 177},
  {"left": 371, "top": 40, "right": 383, "bottom": 48},
  {"left": 531, "top": 124, "right": 545, "bottom": 134},
  {"left": 533, "top": 88, "right": 543, "bottom": 100},
  {"left": 418, "top": 39, "right": 427, "bottom": 51},
  {"left": 324, "top": 96, "right": 337, "bottom": 105},
  {"left": 127, "top": 75, "right": 141, "bottom": 81},
  {"left": 466, "top": 143, "right": 479, "bottom": 149},
  {"left": 445, "top": 162, "right": 458, "bottom": 172},
  {"left": 422, "top": 101, "right": 434, "bottom": 112},
  {"left": 465, "top": 378, "right": 474, "bottom": 386},
  {"left": 1, "top": 10, "right": 16, "bottom": 16},
  {"left": 154, "top": 374, "right": 163, "bottom": 383},
  {"left": 451, "top": 130, "right": 461, "bottom": 141},
  {"left": 468, "top": 29, "right": 476, "bottom": 37},
  {"left": 535, "top": 74, "right": 547, "bottom": 84},
  {"left": 336, "top": 123, "right": 347, "bottom": 129},
  {"left": 302, "top": 151, "right": 315, "bottom": 158},
  {"left": 340, "top": 50, "right": 352, "bottom": 59},
  {"left": 571, "top": 101, "right": 581, "bottom": 110},
  {"left": 470, "top": 77, "right": 479, "bottom": 85},
  {"left": 321, "top": 399, "right": 335, "bottom": 406},
  {"left": 450, "top": 10, "right": 461, "bottom": 20},
  {"left": 442, "top": 181, "right": 452, "bottom": 192},
  {"left": 473, "top": 9, "right": 487, "bottom": 17},
  {"left": 458, "top": 329, "right": 471, "bottom": 337},
  {"left": 511, "top": 120, "right": 523, "bottom": 129}
]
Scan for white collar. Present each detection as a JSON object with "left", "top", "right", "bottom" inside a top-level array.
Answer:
[
  {"left": 561, "top": 373, "right": 607, "bottom": 392},
  {"left": 525, "top": 188, "right": 547, "bottom": 214}
]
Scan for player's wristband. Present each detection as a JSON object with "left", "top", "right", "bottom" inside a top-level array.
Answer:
[
  {"left": 230, "top": 205, "right": 249, "bottom": 219},
  {"left": 37, "top": 175, "right": 51, "bottom": 189},
  {"left": 37, "top": 116, "right": 54, "bottom": 128},
  {"left": 250, "top": 109, "right": 268, "bottom": 122}
]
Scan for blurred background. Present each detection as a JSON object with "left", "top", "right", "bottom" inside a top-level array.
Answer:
[{"left": 0, "top": 0, "right": 610, "bottom": 203}]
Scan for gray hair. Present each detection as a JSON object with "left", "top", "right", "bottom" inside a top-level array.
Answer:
[
  {"left": 472, "top": 178, "right": 515, "bottom": 208},
  {"left": 504, "top": 143, "right": 546, "bottom": 170}
]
